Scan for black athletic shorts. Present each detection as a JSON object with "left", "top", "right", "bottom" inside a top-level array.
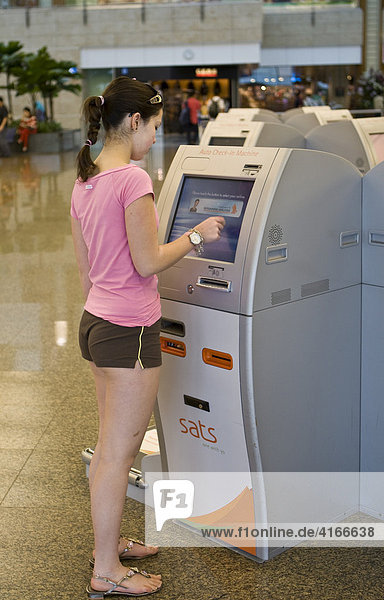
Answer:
[{"left": 79, "top": 310, "right": 162, "bottom": 369}]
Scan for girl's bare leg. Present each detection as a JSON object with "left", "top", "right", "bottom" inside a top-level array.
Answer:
[
  {"left": 89, "top": 362, "right": 162, "bottom": 594},
  {"left": 88, "top": 362, "right": 106, "bottom": 490}
]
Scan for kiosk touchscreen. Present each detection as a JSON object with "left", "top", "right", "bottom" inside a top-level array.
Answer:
[
  {"left": 280, "top": 105, "right": 331, "bottom": 122},
  {"left": 150, "top": 145, "right": 361, "bottom": 561},
  {"left": 286, "top": 109, "right": 352, "bottom": 135},
  {"left": 199, "top": 121, "right": 305, "bottom": 149},
  {"left": 305, "top": 117, "right": 384, "bottom": 174},
  {"left": 354, "top": 117, "right": 384, "bottom": 164},
  {"left": 215, "top": 111, "right": 281, "bottom": 124}
]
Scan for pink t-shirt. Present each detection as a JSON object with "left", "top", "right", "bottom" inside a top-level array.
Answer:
[{"left": 71, "top": 164, "right": 161, "bottom": 327}]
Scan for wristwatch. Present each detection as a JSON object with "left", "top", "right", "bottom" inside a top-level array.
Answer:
[{"left": 188, "top": 228, "right": 204, "bottom": 256}]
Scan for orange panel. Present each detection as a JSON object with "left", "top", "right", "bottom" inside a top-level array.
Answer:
[{"left": 202, "top": 348, "right": 233, "bottom": 370}]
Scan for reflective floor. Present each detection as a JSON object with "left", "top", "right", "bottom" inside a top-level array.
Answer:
[{"left": 1, "top": 136, "right": 384, "bottom": 599}]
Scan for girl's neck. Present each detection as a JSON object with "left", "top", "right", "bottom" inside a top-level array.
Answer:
[{"left": 95, "top": 142, "right": 132, "bottom": 173}]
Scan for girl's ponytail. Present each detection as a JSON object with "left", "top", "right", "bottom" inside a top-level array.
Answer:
[{"left": 76, "top": 95, "right": 104, "bottom": 182}]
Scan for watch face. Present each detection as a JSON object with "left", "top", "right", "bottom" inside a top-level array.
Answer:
[{"left": 190, "top": 231, "right": 201, "bottom": 245}]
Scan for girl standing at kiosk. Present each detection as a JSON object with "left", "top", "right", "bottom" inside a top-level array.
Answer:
[{"left": 71, "top": 76, "right": 225, "bottom": 598}]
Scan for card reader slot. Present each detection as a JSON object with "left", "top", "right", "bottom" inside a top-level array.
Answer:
[
  {"left": 160, "top": 336, "right": 186, "bottom": 357},
  {"left": 202, "top": 348, "right": 233, "bottom": 370},
  {"left": 161, "top": 318, "right": 185, "bottom": 337},
  {"left": 196, "top": 277, "right": 232, "bottom": 292}
]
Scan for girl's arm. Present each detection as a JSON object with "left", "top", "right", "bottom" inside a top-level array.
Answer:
[
  {"left": 71, "top": 217, "right": 92, "bottom": 300},
  {"left": 125, "top": 194, "right": 224, "bottom": 278}
]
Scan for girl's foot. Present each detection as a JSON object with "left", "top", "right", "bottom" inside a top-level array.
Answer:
[
  {"left": 22, "top": 147, "right": 28, "bottom": 152},
  {"left": 119, "top": 537, "right": 158, "bottom": 560},
  {"left": 90, "top": 537, "right": 158, "bottom": 568},
  {"left": 90, "top": 566, "right": 162, "bottom": 595}
]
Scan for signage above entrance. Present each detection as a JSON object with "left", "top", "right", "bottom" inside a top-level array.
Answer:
[{"left": 195, "top": 68, "right": 218, "bottom": 78}]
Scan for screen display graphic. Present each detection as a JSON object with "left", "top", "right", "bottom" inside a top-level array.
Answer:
[
  {"left": 369, "top": 133, "right": 384, "bottom": 163},
  {"left": 208, "top": 136, "right": 246, "bottom": 147},
  {"left": 168, "top": 176, "right": 255, "bottom": 263}
]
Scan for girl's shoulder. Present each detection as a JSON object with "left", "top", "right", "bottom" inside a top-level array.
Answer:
[{"left": 74, "top": 165, "right": 152, "bottom": 198}]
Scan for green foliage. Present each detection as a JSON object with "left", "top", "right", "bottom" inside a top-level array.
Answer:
[
  {"left": 36, "top": 120, "right": 62, "bottom": 133},
  {"left": 8, "top": 118, "right": 20, "bottom": 128},
  {"left": 357, "top": 69, "right": 384, "bottom": 109},
  {"left": 9, "top": 118, "right": 62, "bottom": 132},
  {"left": 0, "top": 41, "right": 25, "bottom": 114},
  {"left": 0, "top": 43, "right": 82, "bottom": 123}
]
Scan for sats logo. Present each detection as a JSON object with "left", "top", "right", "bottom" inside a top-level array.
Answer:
[{"left": 179, "top": 418, "right": 217, "bottom": 444}]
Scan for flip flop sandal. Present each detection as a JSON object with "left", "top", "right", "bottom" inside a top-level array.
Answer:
[
  {"left": 86, "top": 567, "right": 162, "bottom": 598},
  {"left": 89, "top": 538, "right": 158, "bottom": 569}
]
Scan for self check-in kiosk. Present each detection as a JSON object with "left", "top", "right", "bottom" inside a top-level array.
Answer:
[
  {"left": 286, "top": 109, "right": 353, "bottom": 135},
  {"left": 361, "top": 161, "right": 384, "bottom": 517},
  {"left": 306, "top": 117, "right": 384, "bottom": 174},
  {"left": 280, "top": 106, "right": 332, "bottom": 123},
  {"left": 151, "top": 145, "right": 361, "bottom": 561},
  {"left": 215, "top": 111, "right": 281, "bottom": 124},
  {"left": 228, "top": 108, "right": 280, "bottom": 119},
  {"left": 199, "top": 120, "right": 305, "bottom": 149}
]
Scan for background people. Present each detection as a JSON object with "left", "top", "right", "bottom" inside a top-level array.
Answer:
[
  {"left": 185, "top": 89, "right": 201, "bottom": 144},
  {"left": 17, "top": 107, "right": 37, "bottom": 152},
  {"left": 207, "top": 93, "right": 225, "bottom": 119},
  {"left": 0, "top": 97, "right": 11, "bottom": 158},
  {"left": 34, "top": 100, "right": 46, "bottom": 122}
]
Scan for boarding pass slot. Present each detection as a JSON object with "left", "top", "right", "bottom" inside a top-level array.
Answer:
[
  {"left": 160, "top": 337, "right": 186, "bottom": 357},
  {"left": 266, "top": 244, "right": 288, "bottom": 264},
  {"left": 202, "top": 348, "right": 233, "bottom": 370},
  {"left": 196, "top": 277, "right": 232, "bottom": 292},
  {"left": 369, "top": 231, "right": 384, "bottom": 246},
  {"left": 340, "top": 231, "right": 360, "bottom": 248}
]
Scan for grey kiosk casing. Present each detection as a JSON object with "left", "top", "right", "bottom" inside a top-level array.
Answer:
[
  {"left": 361, "top": 161, "right": 384, "bottom": 517},
  {"left": 286, "top": 109, "right": 353, "bottom": 135},
  {"left": 215, "top": 110, "right": 281, "bottom": 124},
  {"left": 306, "top": 117, "right": 384, "bottom": 174},
  {"left": 155, "top": 145, "right": 361, "bottom": 561},
  {"left": 280, "top": 105, "right": 332, "bottom": 123},
  {"left": 199, "top": 120, "right": 305, "bottom": 149}
]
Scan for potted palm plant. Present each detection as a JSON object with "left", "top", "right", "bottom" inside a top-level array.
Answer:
[{"left": 11, "top": 45, "right": 81, "bottom": 152}]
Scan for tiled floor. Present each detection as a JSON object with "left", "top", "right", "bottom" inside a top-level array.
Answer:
[{"left": 1, "top": 137, "right": 384, "bottom": 599}]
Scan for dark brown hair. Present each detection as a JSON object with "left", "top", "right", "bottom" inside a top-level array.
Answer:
[{"left": 76, "top": 77, "right": 163, "bottom": 181}]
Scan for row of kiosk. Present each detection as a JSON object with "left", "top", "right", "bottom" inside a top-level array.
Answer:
[
  {"left": 200, "top": 107, "right": 384, "bottom": 174},
  {"left": 82, "top": 108, "right": 384, "bottom": 562}
]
